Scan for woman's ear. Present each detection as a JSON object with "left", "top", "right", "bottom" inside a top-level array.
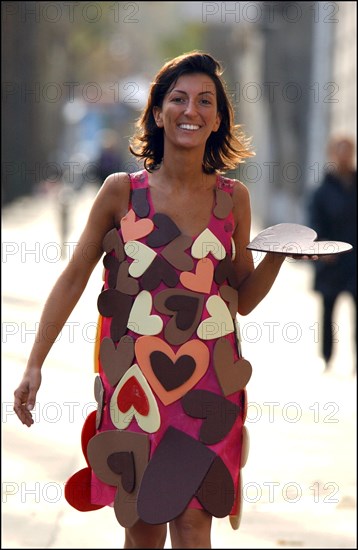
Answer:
[
  {"left": 213, "top": 112, "right": 222, "bottom": 132},
  {"left": 153, "top": 107, "right": 163, "bottom": 127}
]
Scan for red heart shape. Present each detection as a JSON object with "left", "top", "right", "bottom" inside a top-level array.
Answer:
[{"left": 117, "top": 376, "right": 150, "bottom": 416}]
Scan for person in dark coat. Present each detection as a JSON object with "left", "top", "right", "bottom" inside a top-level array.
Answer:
[{"left": 308, "top": 137, "right": 356, "bottom": 370}]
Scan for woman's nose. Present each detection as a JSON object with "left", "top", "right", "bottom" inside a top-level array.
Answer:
[{"left": 184, "top": 99, "right": 197, "bottom": 116}]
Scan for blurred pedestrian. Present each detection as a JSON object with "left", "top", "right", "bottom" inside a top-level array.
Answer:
[
  {"left": 308, "top": 136, "right": 357, "bottom": 370},
  {"left": 14, "top": 51, "right": 319, "bottom": 548},
  {"left": 94, "top": 129, "right": 124, "bottom": 184}
]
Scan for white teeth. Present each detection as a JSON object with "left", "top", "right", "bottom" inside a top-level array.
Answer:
[{"left": 178, "top": 124, "right": 200, "bottom": 130}]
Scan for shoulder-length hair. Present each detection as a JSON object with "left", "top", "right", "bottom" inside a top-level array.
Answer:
[{"left": 129, "top": 51, "right": 255, "bottom": 173}]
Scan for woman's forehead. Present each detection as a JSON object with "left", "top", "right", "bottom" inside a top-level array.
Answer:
[{"left": 168, "top": 73, "right": 217, "bottom": 94}]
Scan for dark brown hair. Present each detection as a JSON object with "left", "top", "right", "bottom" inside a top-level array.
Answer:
[{"left": 129, "top": 51, "right": 255, "bottom": 173}]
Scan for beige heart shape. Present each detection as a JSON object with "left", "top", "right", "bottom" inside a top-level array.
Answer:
[
  {"left": 197, "top": 295, "right": 234, "bottom": 340},
  {"left": 124, "top": 241, "right": 157, "bottom": 277},
  {"left": 191, "top": 229, "right": 226, "bottom": 260},
  {"left": 127, "top": 290, "right": 163, "bottom": 335},
  {"left": 110, "top": 364, "right": 160, "bottom": 433}
]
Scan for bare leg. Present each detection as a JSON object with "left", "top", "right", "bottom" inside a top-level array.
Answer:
[
  {"left": 169, "top": 508, "right": 212, "bottom": 549},
  {"left": 124, "top": 519, "right": 167, "bottom": 549}
]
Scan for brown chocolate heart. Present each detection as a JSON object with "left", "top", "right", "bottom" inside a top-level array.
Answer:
[
  {"left": 103, "top": 254, "right": 120, "bottom": 289},
  {"left": 213, "top": 338, "right": 252, "bottom": 395},
  {"left": 87, "top": 430, "right": 149, "bottom": 527},
  {"left": 181, "top": 389, "right": 241, "bottom": 444},
  {"left": 196, "top": 456, "right": 235, "bottom": 517},
  {"left": 97, "top": 289, "right": 133, "bottom": 343},
  {"left": 161, "top": 235, "right": 194, "bottom": 271},
  {"left": 107, "top": 451, "right": 135, "bottom": 493},
  {"left": 140, "top": 256, "right": 179, "bottom": 291},
  {"left": 116, "top": 261, "right": 140, "bottom": 295},
  {"left": 102, "top": 228, "right": 125, "bottom": 260},
  {"left": 154, "top": 289, "right": 205, "bottom": 346},
  {"left": 99, "top": 335, "right": 134, "bottom": 386},
  {"left": 137, "top": 427, "right": 215, "bottom": 524},
  {"left": 150, "top": 351, "right": 196, "bottom": 391},
  {"left": 131, "top": 188, "right": 150, "bottom": 218},
  {"left": 146, "top": 213, "right": 181, "bottom": 247},
  {"left": 214, "top": 255, "right": 239, "bottom": 288}
]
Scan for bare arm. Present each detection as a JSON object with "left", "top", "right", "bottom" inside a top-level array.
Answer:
[
  {"left": 14, "top": 172, "right": 130, "bottom": 426},
  {"left": 231, "top": 181, "right": 286, "bottom": 315}
]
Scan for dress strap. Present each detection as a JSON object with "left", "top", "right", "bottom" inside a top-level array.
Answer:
[
  {"left": 217, "top": 174, "right": 235, "bottom": 194},
  {"left": 128, "top": 169, "right": 148, "bottom": 190}
]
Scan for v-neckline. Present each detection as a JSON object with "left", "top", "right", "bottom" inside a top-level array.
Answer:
[{"left": 144, "top": 170, "right": 220, "bottom": 240}]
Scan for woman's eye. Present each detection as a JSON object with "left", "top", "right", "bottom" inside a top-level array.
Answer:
[{"left": 172, "top": 97, "right": 184, "bottom": 103}]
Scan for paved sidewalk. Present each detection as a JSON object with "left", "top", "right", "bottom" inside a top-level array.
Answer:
[{"left": 2, "top": 187, "right": 356, "bottom": 548}]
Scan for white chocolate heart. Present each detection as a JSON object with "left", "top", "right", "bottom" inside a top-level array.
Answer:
[
  {"left": 191, "top": 229, "right": 226, "bottom": 260},
  {"left": 110, "top": 364, "right": 160, "bottom": 433},
  {"left": 197, "top": 295, "right": 234, "bottom": 340},
  {"left": 124, "top": 241, "right": 157, "bottom": 277},
  {"left": 127, "top": 290, "right": 163, "bottom": 335}
]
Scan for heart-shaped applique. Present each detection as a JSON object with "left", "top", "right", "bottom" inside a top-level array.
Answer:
[
  {"left": 141, "top": 256, "right": 179, "bottom": 291},
  {"left": 161, "top": 235, "right": 194, "bottom": 271},
  {"left": 131, "top": 188, "right": 150, "bottom": 218},
  {"left": 127, "top": 290, "right": 163, "bottom": 335},
  {"left": 247, "top": 223, "right": 353, "bottom": 255},
  {"left": 213, "top": 338, "right": 252, "bottom": 395},
  {"left": 99, "top": 335, "right": 135, "bottom": 386},
  {"left": 197, "top": 295, "right": 234, "bottom": 340},
  {"left": 94, "top": 375, "right": 104, "bottom": 429},
  {"left": 103, "top": 254, "right": 120, "bottom": 289},
  {"left": 107, "top": 451, "right": 135, "bottom": 493},
  {"left": 181, "top": 389, "right": 241, "bottom": 445},
  {"left": 229, "top": 470, "right": 243, "bottom": 530},
  {"left": 180, "top": 258, "right": 214, "bottom": 294},
  {"left": 135, "top": 336, "right": 210, "bottom": 405},
  {"left": 110, "top": 364, "right": 160, "bottom": 432},
  {"left": 150, "top": 351, "right": 196, "bottom": 391},
  {"left": 219, "top": 285, "right": 238, "bottom": 318},
  {"left": 86, "top": 430, "right": 150, "bottom": 527},
  {"left": 102, "top": 228, "right": 125, "bottom": 260},
  {"left": 213, "top": 188, "right": 234, "bottom": 219},
  {"left": 191, "top": 228, "right": 226, "bottom": 260},
  {"left": 241, "top": 425, "right": 250, "bottom": 468},
  {"left": 146, "top": 213, "right": 181, "bottom": 248},
  {"left": 124, "top": 241, "right": 157, "bottom": 277},
  {"left": 116, "top": 261, "right": 140, "bottom": 295},
  {"left": 65, "top": 467, "right": 105, "bottom": 512},
  {"left": 121, "top": 209, "right": 154, "bottom": 243},
  {"left": 137, "top": 427, "right": 215, "bottom": 524},
  {"left": 154, "top": 289, "right": 205, "bottom": 346},
  {"left": 195, "top": 455, "right": 235, "bottom": 518},
  {"left": 97, "top": 289, "right": 133, "bottom": 342},
  {"left": 214, "top": 255, "right": 239, "bottom": 288}
]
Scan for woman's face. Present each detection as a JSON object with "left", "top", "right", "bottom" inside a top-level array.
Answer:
[{"left": 153, "top": 72, "right": 221, "bottom": 152}]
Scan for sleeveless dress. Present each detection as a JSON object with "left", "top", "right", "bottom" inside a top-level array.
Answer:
[{"left": 65, "top": 169, "right": 251, "bottom": 530}]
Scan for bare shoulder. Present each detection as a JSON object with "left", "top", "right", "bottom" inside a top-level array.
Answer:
[
  {"left": 94, "top": 172, "right": 131, "bottom": 224},
  {"left": 229, "top": 178, "right": 252, "bottom": 224}
]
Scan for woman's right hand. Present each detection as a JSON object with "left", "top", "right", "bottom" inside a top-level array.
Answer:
[{"left": 13, "top": 367, "right": 42, "bottom": 427}]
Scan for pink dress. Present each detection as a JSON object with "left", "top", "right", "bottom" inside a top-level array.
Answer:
[{"left": 65, "top": 169, "right": 251, "bottom": 529}]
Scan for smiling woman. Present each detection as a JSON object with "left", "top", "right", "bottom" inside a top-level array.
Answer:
[{"left": 14, "top": 51, "right": 311, "bottom": 549}]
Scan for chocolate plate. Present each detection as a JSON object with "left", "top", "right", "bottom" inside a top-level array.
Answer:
[{"left": 247, "top": 223, "right": 353, "bottom": 256}]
